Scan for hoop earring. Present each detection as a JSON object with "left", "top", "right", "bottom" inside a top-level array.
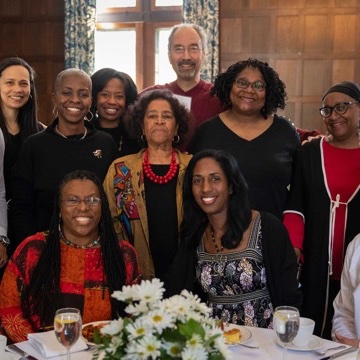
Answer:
[
  {"left": 52, "top": 107, "right": 59, "bottom": 118},
  {"left": 172, "top": 134, "right": 180, "bottom": 143},
  {"left": 141, "top": 134, "right": 146, "bottom": 142},
  {"left": 85, "top": 111, "right": 94, "bottom": 122}
]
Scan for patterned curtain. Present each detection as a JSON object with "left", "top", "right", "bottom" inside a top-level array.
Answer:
[
  {"left": 64, "top": 0, "right": 96, "bottom": 74},
  {"left": 182, "top": 0, "right": 219, "bottom": 83}
]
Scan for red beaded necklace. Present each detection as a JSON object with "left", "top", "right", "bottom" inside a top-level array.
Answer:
[{"left": 143, "top": 148, "right": 179, "bottom": 184}]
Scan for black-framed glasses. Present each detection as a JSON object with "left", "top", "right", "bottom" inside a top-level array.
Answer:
[
  {"left": 61, "top": 196, "right": 101, "bottom": 207},
  {"left": 319, "top": 101, "right": 359, "bottom": 118},
  {"left": 234, "top": 78, "right": 266, "bottom": 92}
]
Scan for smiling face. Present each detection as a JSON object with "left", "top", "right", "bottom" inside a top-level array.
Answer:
[
  {"left": 168, "top": 27, "right": 205, "bottom": 82},
  {"left": 143, "top": 98, "right": 178, "bottom": 148},
  {"left": 52, "top": 72, "right": 92, "bottom": 126},
  {"left": 96, "top": 77, "right": 126, "bottom": 127},
  {"left": 60, "top": 179, "right": 101, "bottom": 245},
  {"left": 192, "top": 157, "right": 231, "bottom": 219},
  {"left": 0, "top": 65, "right": 31, "bottom": 111},
  {"left": 322, "top": 92, "right": 360, "bottom": 146},
  {"left": 230, "top": 67, "right": 266, "bottom": 115}
]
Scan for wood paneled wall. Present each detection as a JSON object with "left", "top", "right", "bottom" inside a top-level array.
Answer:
[
  {"left": 0, "top": 0, "right": 64, "bottom": 125},
  {"left": 220, "top": 0, "right": 360, "bottom": 133}
]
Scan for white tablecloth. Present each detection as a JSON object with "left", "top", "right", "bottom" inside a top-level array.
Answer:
[
  {"left": 230, "top": 327, "right": 359, "bottom": 359},
  {"left": 7, "top": 327, "right": 359, "bottom": 360}
]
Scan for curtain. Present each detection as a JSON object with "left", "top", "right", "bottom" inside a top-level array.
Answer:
[
  {"left": 64, "top": 0, "right": 96, "bottom": 74},
  {"left": 182, "top": 0, "right": 219, "bottom": 83}
]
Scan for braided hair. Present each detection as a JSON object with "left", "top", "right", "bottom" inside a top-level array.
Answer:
[{"left": 21, "top": 170, "right": 127, "bottom": 328}]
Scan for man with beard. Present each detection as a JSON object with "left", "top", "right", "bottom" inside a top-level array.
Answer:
[{"left": 140, "top": 23, "right": 223, "bottom": 151}]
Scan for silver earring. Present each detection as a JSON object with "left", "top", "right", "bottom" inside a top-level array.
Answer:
[
  {"left": 141, "top": 134, "right": 146, "bottom": 142},
  {"left": 172, "top": 134, "right": 180, "bottom": 143},
  {"left": 52, "top": 107, "right": 59, "bottom": 118},
  {"left": 85, "top": 111, "right": 94, "bottom": 121}
]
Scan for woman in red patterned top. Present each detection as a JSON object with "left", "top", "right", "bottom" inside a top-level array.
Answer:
[{"left": 0, "top": 170, "right": 140, "bottom": 343}]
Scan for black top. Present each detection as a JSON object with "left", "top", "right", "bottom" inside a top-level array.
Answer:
[
  {"left": 92, "top": 117, "right": 141, "bottom": 157},
  {"left": 4, "top": 133, "right": 22, "bottom": 201},
  {"left": 10, "top": 120, "right": 119, "bottom": 245},
  {"left": 189, "top": 115, "right": 300, "bottom": 219},
  {"left": 144, "top": 165, "right": 179, "bottom": 282}
]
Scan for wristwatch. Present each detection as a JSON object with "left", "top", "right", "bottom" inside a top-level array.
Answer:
[{"left": 0, "top": 235, "right": 10, "bottom": 247}]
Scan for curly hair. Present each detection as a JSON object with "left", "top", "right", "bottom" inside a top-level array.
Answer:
[
  {"left": 180, "top": 149, "right": 252, "bottom": 250},
  {"left": 21, "top": 170, "right": 127, "bottom": 328},
  {"left": 0, "top": 57, "right": 42, "bottom": 143},
  {"left": 211, "top": 58, "right": 287, "bottom": 119},
  {"left": 124, "top": 89, "right": 190, "bottom": 147},
  {"left": 90, "top": 68, "right": 138, "bottom": 116}
]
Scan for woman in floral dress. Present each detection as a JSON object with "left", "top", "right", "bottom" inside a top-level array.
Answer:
[{"left": 166, "top": 149, "right": 301, "bottom": 328}]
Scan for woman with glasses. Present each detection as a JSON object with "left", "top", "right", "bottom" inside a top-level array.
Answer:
[
  {"left": 189, "top": 58, "right": 300, "bottom": 219},
  {"left": 283, "top": 81, "right": 360, "bottom": 339},
  {"left": 0, "top": 170, "right": 140, "bottom": 343}
]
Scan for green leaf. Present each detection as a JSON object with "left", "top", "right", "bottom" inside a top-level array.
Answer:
[
  {"left": 178, "top": 318, "right": 205, "bottom": 339},
  {"left": 162, "top": 327, "right": 186, "bottom": 342}
]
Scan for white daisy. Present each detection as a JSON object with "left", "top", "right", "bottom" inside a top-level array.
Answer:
[
  {"left": 181, "top": 346, "right": 208, "bottom": 360},
  {"left": 126, "top": 318, "right": 152, "bottom": 340},
  {"left": 136, "top": 333, "right": 162, "bottom": 359},
  {"left": 101, "top": 318, "right": 124, "bottom": 336},
  {"left": 144, "top": 308, "right": 175, "bottom": 334},
  {"left": 134, "top": 278, "right": 165, "bottom": 305},
  {"left": 162, "top": 341, "right": 183, "bottom": 358}
]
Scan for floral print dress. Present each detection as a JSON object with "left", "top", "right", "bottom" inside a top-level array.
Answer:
[{"left": 196, "top": 215, "right": 274, "bottom": 328}]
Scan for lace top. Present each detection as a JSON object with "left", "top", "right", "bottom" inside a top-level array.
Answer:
[{"left": 196, "top": 214, "right": 273, "bottom": 328}]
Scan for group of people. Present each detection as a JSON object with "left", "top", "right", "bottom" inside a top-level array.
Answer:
[{"left": 0, "top": 21, "right": 358, "bottom": 349}]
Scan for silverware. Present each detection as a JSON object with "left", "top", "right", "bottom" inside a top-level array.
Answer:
[
  {"left": 7, "top": 344, "right": 38, "bottom": 360},
  {"left": 238, "top": 343, "right": 259, "bottom": 349},
  {"left": 319, "top": 346, "right": 358, "bottom": 360},
  {"left": 313, "top": 345, "right": 346, "bottom": 356}
]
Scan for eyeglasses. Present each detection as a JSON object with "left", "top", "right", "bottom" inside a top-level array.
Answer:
[
  {"left": 171, "top": 45, "right": 202, "bottom": 54},
  {"left": 234, "top": 78, "right": 266, "bottom": 92},
  {"left": 61, "top": 196, "right": 101, "bottom": 207},
  {"left": 319, "top": 101, "right": 359, "bottom": 118}
]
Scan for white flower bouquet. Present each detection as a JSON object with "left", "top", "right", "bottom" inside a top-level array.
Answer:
[{"left": 94, "top": 278, "right": 231, "bottom": 360}]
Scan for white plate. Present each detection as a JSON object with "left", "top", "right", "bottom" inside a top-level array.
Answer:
[
  {"left": 224, "top": 324, "right": 252, "bottom": 346},
  {"left": 276, "top": 335, "right": 325, "bottom": 351},
  {"left": 82, "top": 320, "right": 109, "bottom": 345},
  {"left": 3, "top": 353, "right": 19, "bottom": 360}
]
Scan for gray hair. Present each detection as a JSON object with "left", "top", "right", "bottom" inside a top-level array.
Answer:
[{"left": 167, "top": 23, "right": 207, "bottom": 53}]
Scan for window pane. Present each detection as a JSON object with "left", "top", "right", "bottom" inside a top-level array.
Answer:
[
  {"left": 94, "top": 29, "right": 136, "bottom": 83},
  {"left": 97, "top": 0, "right": 135, "bottom": 12},
  {"left": 155, "top": 28, "right": 175, "bottom": 84},
  {"left": 155, "top": 0, "right": 182, "bottom": 6}
]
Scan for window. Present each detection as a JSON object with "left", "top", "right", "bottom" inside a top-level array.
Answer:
[{"left": 96, "top": 0, "right": 182, "bottom": 90}]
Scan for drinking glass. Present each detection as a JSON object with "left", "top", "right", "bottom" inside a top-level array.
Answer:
[
  {"left": 273, "top": 306, "right": 300, "bottom": 360},
  {"left": 54, "top": 308, "right": 82, "bottom": 360}
]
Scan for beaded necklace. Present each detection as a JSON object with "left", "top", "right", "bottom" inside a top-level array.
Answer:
[
  {"left": 60, "top": 231, "right": 100, "bottom": 249},
  {"left": 143, "top": 148, "right": 178, "bottom": 184},
  {"left": 210, "top": 225, "right": 224, "bottom": 253}
]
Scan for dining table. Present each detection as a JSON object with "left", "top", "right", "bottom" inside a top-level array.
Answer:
[
  {"left": 6, "top": 326, "right": 359, "bottom": 360},
  {"left": 229, "top": 326, "right": 358, "bottom": 359}
]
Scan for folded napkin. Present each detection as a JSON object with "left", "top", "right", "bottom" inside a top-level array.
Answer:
[{"left": 28, "top": 330, "right": 88, "bottom": 358}]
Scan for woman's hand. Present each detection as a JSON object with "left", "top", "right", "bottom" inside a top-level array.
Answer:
[
  {"left": 0, "top": 243, "right": 8, "bottom": 268},
  {"left": 335, "top": 333, "right": 359, "bottom": 347}
]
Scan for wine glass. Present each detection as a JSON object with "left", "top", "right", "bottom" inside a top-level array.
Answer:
[
  {"left": 54, "top": 307, "right": 82, "bottom": 360},
  {"left": 273, "top": 306, "right": 300, "bottom": 360}
]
